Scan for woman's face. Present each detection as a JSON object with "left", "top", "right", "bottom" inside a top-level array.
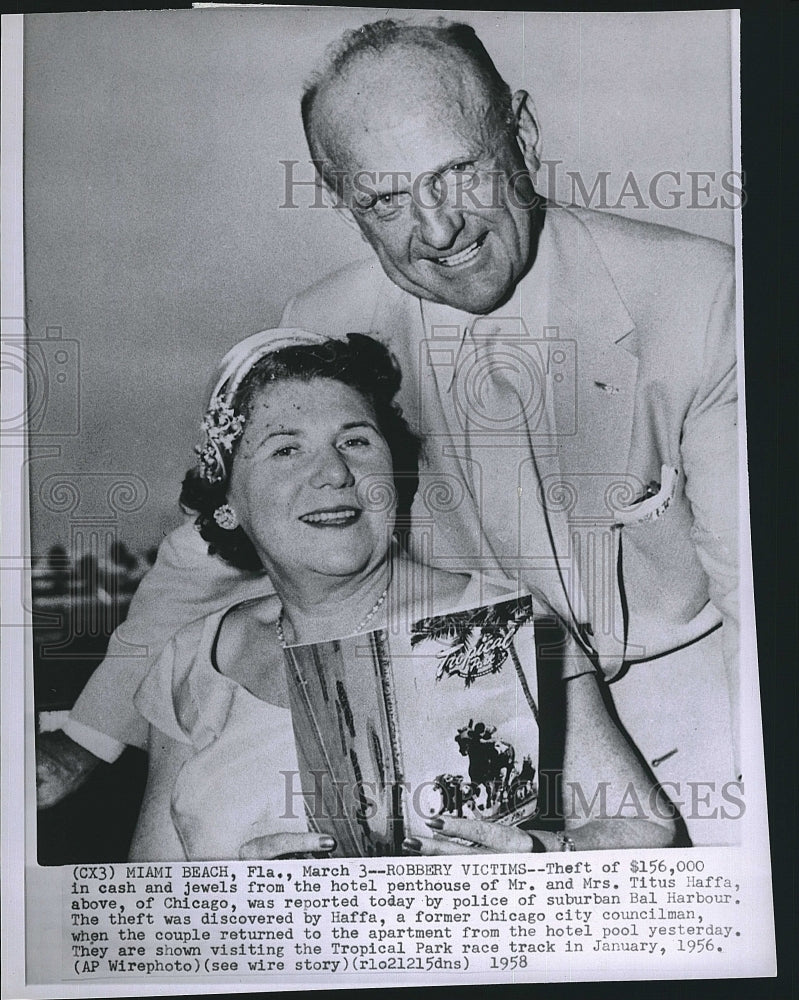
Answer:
[{"left": 227, "top": 377, "right": 397, "bottom": 589}]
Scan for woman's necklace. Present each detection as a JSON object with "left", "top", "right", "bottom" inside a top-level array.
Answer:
[{"left": 276, "top": 583, "right": 390, "bottom": 650}]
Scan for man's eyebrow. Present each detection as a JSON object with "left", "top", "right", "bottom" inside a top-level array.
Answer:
[
  {"left": 436, "top": 153, "right": 480, "bottom": 174},
  {"left": 352, "top": 175, "right": 410, "bottom": 206},
  {"left": 355, "top": 153, "right": 482, "bottom": 204},
  {"left": 422, "top": 146, "right": 487, "bottom": 181}
]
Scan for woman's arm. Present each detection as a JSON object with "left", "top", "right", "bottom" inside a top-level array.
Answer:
[
  {"left": 406, "top": 648, "right": 681, "bottom": 855},
  {"left": 538, "top": 668, "right": 680, "bottom": 850}
]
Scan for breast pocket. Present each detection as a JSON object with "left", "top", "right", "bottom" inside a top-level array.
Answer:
[
  {"left": 612, "top": 464, "right": 711, "bottom": 641},
  {"left": 613, "top": 465, "right": 680, "bottom": 528}
]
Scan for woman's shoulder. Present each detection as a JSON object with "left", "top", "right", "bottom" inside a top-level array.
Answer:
[
  {"left": 132, "top": 614, "right": 218, "bottom": 744},
  {"left": 135, "top": 593, "right": 287, "bottom": 747},
  {"left": 213, "top": 594, "right": 287, "bottom": 704}
]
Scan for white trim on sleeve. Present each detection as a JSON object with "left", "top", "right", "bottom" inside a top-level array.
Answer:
[{"left": 62, "top": 717, "right": 126, "bottom": 763}]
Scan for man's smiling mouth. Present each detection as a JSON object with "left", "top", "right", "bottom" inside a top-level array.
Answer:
[
  {"left": 299, "top": 507, "right": 360, "bottom": 526},
  {"left": 436, "top": 234, "right": 487, "bottom": 268}
]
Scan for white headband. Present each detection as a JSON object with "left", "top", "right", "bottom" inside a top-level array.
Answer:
[{"left": 196, "top": 327, "right": 337, "bottom": 484}]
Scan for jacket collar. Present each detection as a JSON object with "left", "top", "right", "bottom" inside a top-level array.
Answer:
[{"left": 544, "top": 203, "right": 636, "bottom": 352}]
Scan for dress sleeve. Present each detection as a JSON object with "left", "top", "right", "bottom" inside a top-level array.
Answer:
[{"left": 64, "top": 520, "right": 270, "bottom": 759}]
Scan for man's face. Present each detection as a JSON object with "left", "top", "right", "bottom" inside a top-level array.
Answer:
[{"left": 313, "top": 54, "right": 536, "bottom": 315}]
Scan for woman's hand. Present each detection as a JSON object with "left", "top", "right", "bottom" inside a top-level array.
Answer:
[
  {"left": 239, "top": 832, "right": 337, "bottom": 860},
  {"left": 403, "top": 815, "right": 540, "bottom": 855}
]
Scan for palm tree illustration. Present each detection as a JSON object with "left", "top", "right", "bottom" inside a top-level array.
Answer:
[{"left": 411, "top": 598, "right": 538, "bottom": 721}]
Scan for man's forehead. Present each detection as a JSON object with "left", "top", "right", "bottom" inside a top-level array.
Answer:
[
  {"left": 313, "top": 46, "right": 495, "bottom": 161},
  {"left": 345, "top": 114, "right": 493, "bottom": 180},
  {"left": 323, "top": 95, "right": 496, "bottom": 183}
]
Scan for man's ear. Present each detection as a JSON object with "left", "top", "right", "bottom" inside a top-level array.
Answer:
[{"left": 511, "top": 90, "right": 541, "bottom": 174}]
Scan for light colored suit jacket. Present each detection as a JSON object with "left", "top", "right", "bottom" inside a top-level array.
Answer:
[{"left": 282, "top": 205, "right": 738, "bottom": 684}]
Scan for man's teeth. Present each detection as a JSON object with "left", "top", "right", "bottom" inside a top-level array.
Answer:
[
  {"left": 301, "top": 509, "right": 358, "bottom": 524},
  {"left": 438, "top": 239, "right": 482, "bottom": 267}
]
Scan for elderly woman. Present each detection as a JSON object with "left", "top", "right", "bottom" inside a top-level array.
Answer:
[{"left": 129, "top": 329, "right": 680, "bottom": 860}]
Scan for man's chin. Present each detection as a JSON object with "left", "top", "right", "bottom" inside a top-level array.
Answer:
[
  {"left": 397, "top": 274, "right": 511, "bottom": 314},
  {"left": 432, "top": 281, "right": 513, "bottom": 315},
  {"left": 376, "top": 255, "right": 515, "bottom": 314},
  {"left": 420, "top": 270, "right": 514, "bottom": 314}
]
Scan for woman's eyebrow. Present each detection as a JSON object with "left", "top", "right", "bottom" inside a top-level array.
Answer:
[
  {"left": 339, "top": 420, "right": 378, "bottom": 433},
  {"left": 251, "top": 421, "right": 378, "bottom": 449},
  {"left": 252, "top": 428, "right": 301, "bottom": 448}
]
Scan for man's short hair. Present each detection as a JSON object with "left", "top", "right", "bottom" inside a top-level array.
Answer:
[{"left": 301, "top": 17, "right": 515, "bottom": 190}]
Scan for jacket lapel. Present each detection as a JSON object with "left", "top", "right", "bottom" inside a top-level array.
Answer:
[
  {"left": 542, "top": 209, "right": 643, "bottom": 668},
  {"left": 546, "top": 208, "right": 639, "bottom": 493}
]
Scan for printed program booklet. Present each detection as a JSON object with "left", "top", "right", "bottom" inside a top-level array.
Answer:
[{"left": 283, "top": 596, "right": 569, "bottom": 857}]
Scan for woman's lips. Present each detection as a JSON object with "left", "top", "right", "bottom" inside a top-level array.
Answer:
[{"left": 299, "top": 507, "right": 360, "bottom": 526}]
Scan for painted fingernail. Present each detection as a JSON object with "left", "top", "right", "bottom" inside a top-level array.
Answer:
[
  {"left": 402, "top": 837, "right": 422, "bottom": 852},
  {"left": 319, "top": 836, "right": 337, "bottom": 851},
  {"left": 425, "top": 817, "right": 444, "bottom": 830}
]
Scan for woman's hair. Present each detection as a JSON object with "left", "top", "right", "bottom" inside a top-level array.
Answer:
[{"left": 180, "top": 333, "right": 421, "bottom": 570}]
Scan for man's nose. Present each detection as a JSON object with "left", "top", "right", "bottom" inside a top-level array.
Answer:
[
  {"left": 309, "top": 447, "right": 355, "bottom": 489},
  {"left": 414, "top": 202, "right": 465, "bottom": 251}
]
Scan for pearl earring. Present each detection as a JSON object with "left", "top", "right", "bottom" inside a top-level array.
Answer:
[{"left": 213, "top": 504, "right": 239, "bottom": 530}]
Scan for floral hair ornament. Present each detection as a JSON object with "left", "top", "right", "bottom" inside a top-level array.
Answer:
[{"left": 195, "top": 328, "right": 333, "bottom": 484}]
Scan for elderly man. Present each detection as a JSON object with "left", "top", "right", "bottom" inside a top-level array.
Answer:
[{"left": 39, "top": 18, "right": 740, "bottom": 844}]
